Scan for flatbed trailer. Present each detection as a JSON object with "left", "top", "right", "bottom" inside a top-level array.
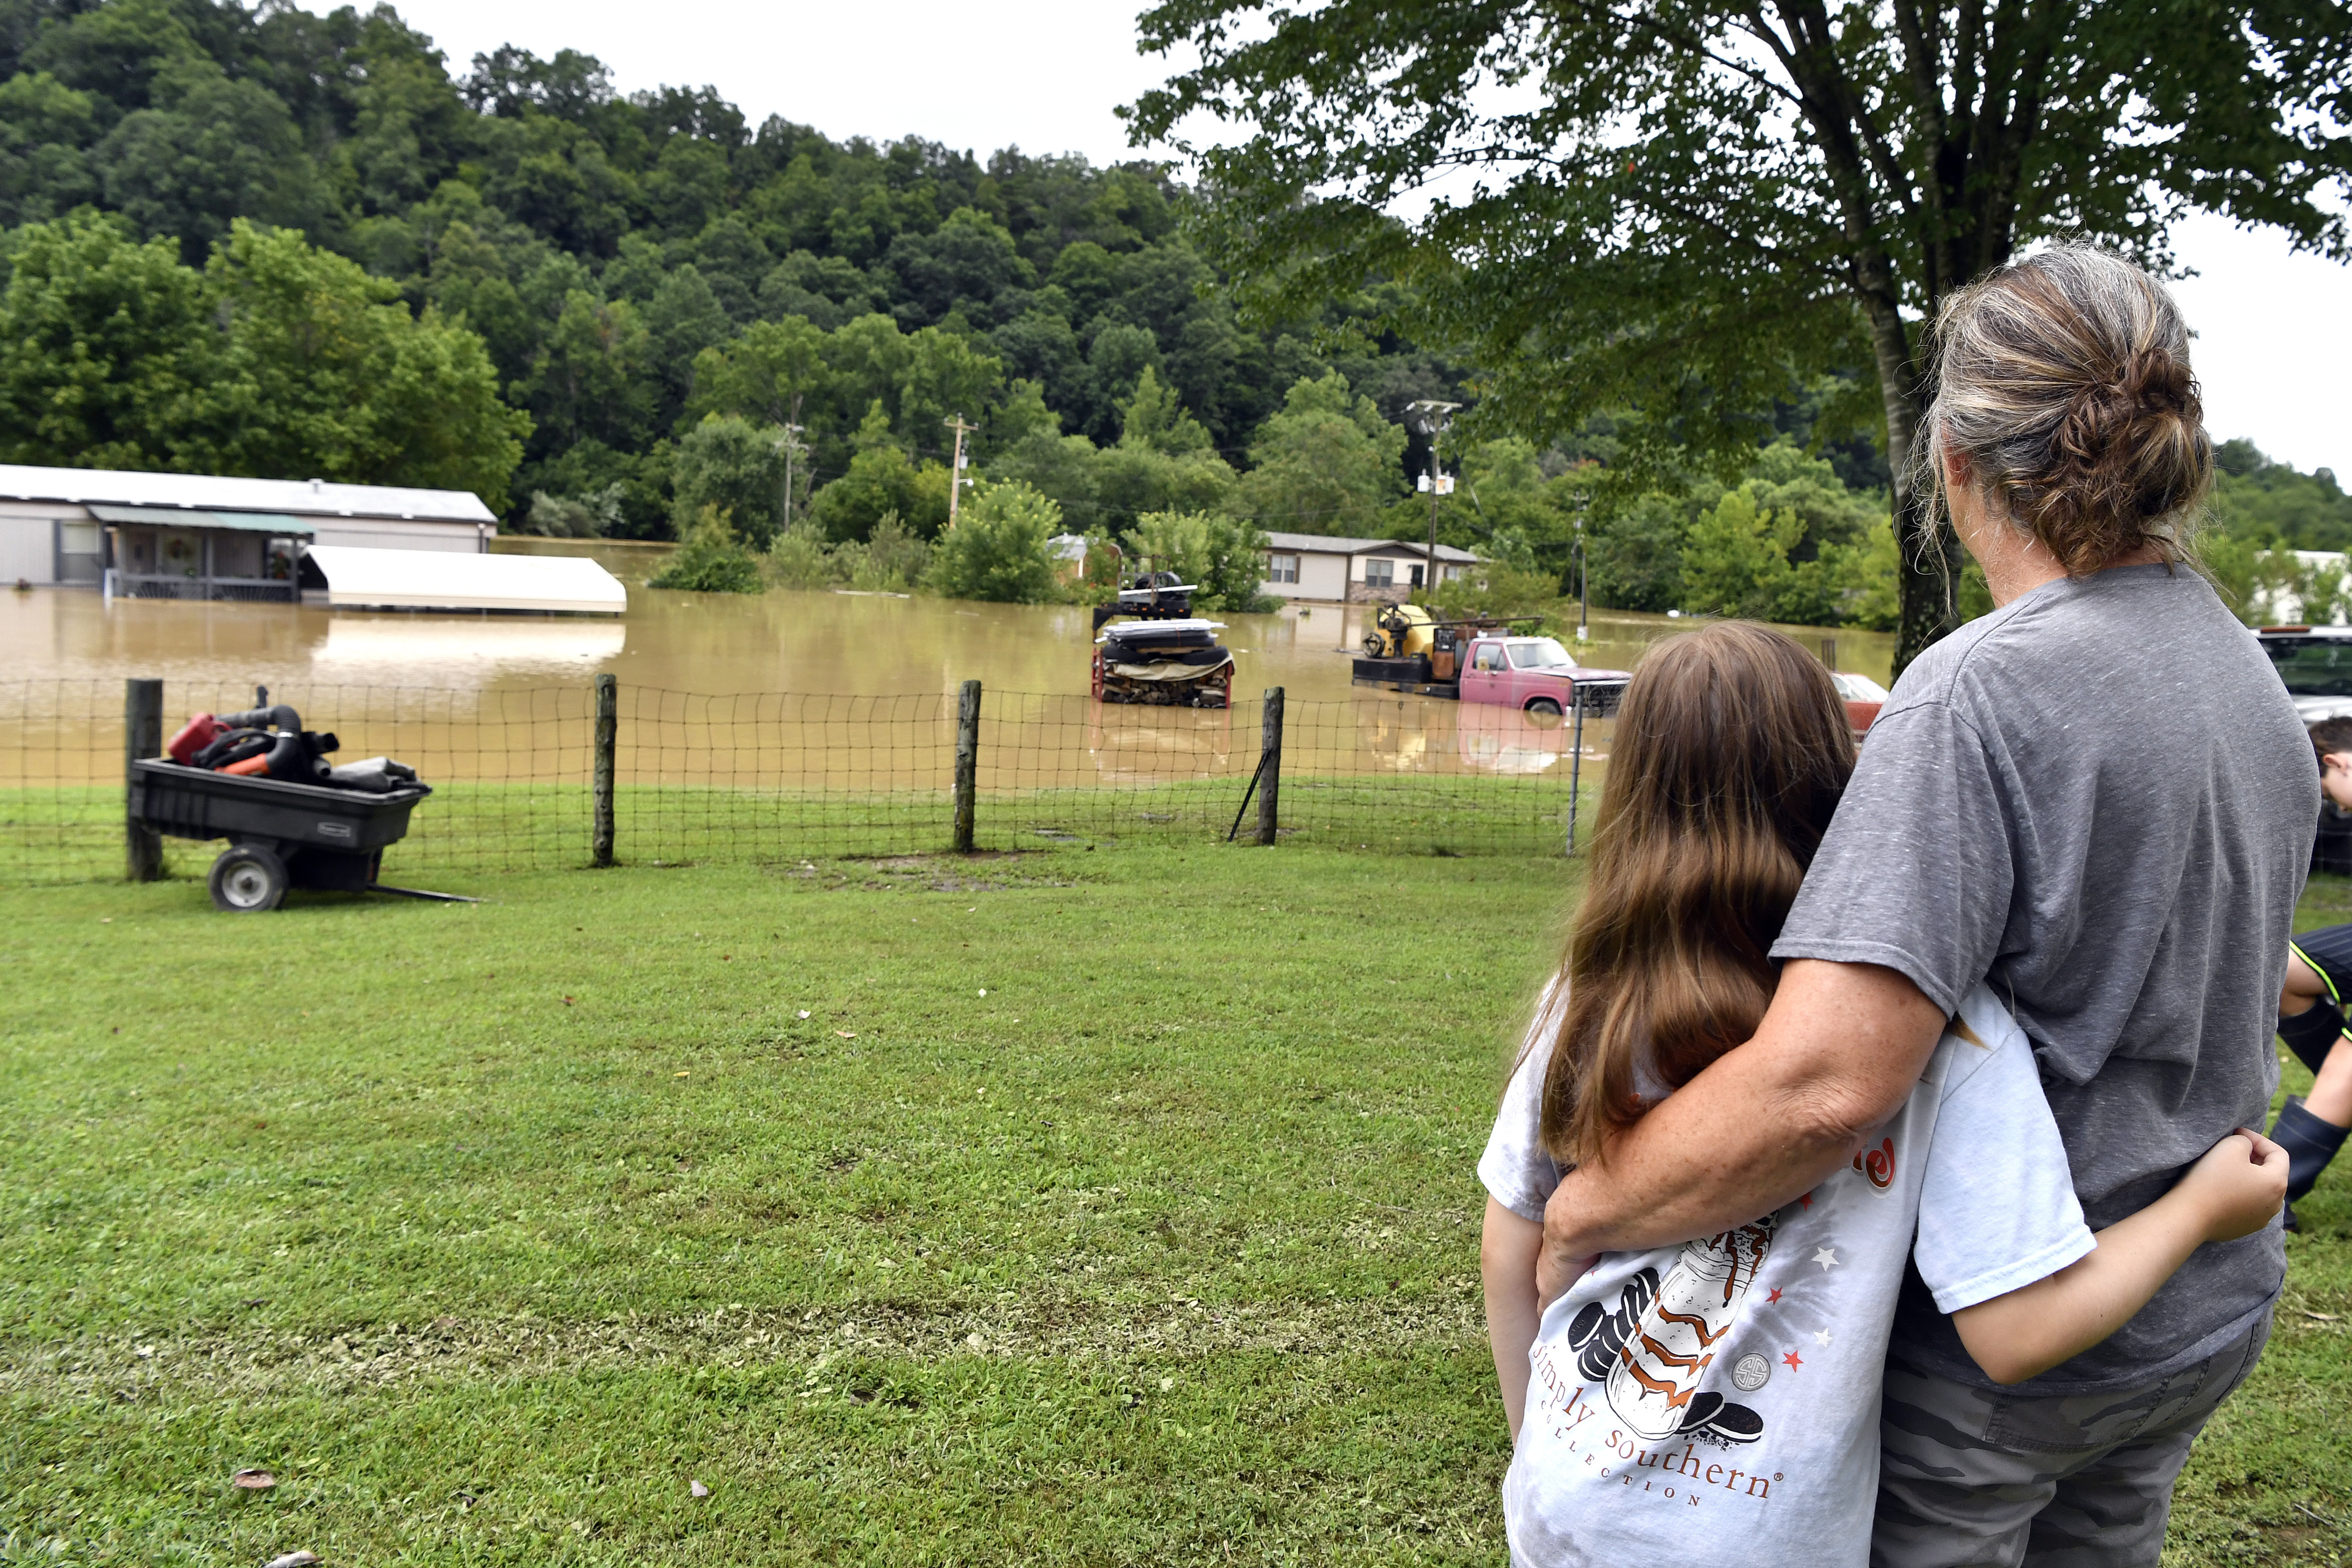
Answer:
[{"left": 1350, "top": 655, "right": 1461, "bottom": 698}]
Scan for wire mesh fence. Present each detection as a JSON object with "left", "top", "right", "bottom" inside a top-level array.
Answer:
[
  {"left": 967, "top": 690, "right": 1608, "bottom": 854},
  {"left": 1, "top": 682, "right": 594, "bottom": 886},
  {"left": 0, "top": 681, "right": 126, "bottom": 888},
  {"left": 617, "top": 689, "right": 962, "bottom": 865},
  {"left": 0, "top": 678, "right": 1619, "bottom": 887}
]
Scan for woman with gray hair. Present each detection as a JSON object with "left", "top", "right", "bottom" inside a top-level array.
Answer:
[{"left": 1524, "top": 244, "right": 2314, "bottom": 1563}]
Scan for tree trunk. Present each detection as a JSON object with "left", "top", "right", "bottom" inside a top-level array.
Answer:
[{"left": 1864, "top": 298, "right": 1962, "bottom": 676}]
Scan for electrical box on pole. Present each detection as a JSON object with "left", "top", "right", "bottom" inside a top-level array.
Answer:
[
  {"left": 1405, "top": 400, "right": 1462, "bottom": 602},
  {"left": 943, "top": 414, "right": 977, "bottom": 528}
]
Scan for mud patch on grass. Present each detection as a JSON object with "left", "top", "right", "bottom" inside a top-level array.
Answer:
[
  {"left": 0, "top": 1290, "right": 1483, "bottom": 1403},
  {"left": 763, "top": 852, "right": 1084, "bottom": 893}
]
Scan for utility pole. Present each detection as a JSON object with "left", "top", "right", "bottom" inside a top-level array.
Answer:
[
  {"left": 943, "top": 413, "right": 977, "bottom": 528},
  {"left": 1406, "top": 400, "right": 1461, "bottom": 604},
  {"left": 1574, "top": 488, "right": 1591, "bottom": 643},
  {"left": 778, "top": 398, "right": 807, "bottom": 533}
]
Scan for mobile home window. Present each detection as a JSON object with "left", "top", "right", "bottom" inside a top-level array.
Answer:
[
  {"left": 1364, "top": 557, "right": 1395, "bottom": 587},
  {"left": 1268, "top": 552, "right": 1299, "bottom": 584}
]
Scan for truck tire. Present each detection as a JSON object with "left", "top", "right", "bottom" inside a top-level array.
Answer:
[
  {"left": 1526, "top": 697, "right": 1563, "bottom": 718},
  {"left": 209, "top": 843, "right": 288, "bottom": 912}
]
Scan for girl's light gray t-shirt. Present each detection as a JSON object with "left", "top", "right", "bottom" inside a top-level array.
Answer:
[
  {"left": 1771, "top": 563, "right": 2313, "bottom": 1391},
  {"left": 1483, "top": 985, "right": 2091, "bottom": 1565}
]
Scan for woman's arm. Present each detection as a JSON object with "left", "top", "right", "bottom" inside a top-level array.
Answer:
[
  {"left": 1538, "top": 958, "right": 1946, "bottom": 1304},
  {"left": 1952, "top": 1131, "right": 2287, "bottom": 1385},
  {"left": 1482, "top": 1198, "right": 1545, "bottom": 1441}
]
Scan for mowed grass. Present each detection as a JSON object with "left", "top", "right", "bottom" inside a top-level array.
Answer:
[
  {"left": 0, "top": 849, "right": 2346, "bottom": 1566},
  {"left": 0, "top": 846, "right": 1576, "bottom": 1566}
]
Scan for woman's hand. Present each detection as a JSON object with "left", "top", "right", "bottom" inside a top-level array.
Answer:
[{"left": 2174, "top": 1129, "right": 2288, "bottom": 1244}]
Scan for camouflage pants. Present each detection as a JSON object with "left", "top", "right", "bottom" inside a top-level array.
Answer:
[{"left": 1871, "top": 1307, "right": 2271, "bottom": 1567}]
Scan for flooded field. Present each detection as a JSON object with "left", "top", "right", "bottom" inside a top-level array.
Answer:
[
  {"left": 0, "top": 559, "right": 1893, "bottom": 858},
  {"left": 4, "top": 540, "right": 1895, "bottom": 702}
]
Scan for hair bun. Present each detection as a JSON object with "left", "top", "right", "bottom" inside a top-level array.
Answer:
[{"left": 1926, "top": 247, "right": 2213, "bottom": 577}]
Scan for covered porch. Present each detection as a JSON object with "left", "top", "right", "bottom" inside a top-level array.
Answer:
[{"left": 97, "top": 505, "right": 312, "bottom": 602}]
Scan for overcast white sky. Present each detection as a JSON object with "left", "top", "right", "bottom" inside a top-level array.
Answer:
[{"left": 382, "top": 0, "right": 2352, "bottom": 477}]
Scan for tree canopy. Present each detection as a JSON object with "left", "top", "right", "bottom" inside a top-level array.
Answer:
[
  {"left": 0, "top": 0, "right": 1490, "bottom": 540},
  {"left": 0, "top": 210, "right": 526, "bottom": 503},
  {"left": 1129, "top": 0, "right": 2352, "bottom": 667},
  {"left": 6, "top": 0, "right": 2331, "bottom": 625}
]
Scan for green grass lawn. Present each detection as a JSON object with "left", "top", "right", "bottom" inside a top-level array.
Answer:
[{"left": 0, "top": 849, "right": 2346, "bottom": 1565}]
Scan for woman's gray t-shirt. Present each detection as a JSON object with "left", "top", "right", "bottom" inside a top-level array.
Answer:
[{"left": 1771, "top": 563, "right": 2314, "bottom": 1392}]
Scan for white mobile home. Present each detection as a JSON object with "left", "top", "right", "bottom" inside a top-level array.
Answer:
[
  {"left": 0, "top": 465, "right": 497, "bottom": 600},
  {"left": 1259, "top": 531, "right": 1482, "bottom": 604}
]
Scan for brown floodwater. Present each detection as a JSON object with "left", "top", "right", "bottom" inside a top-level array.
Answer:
[{"left": 0, "top": 543, "right": 1894, "bottom": 789}]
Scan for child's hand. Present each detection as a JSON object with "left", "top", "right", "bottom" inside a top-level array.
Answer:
[
  {"left": 1535, "top": 1253, "right": 1598, "bottom": 1313},
  {"left": 2176, "top": 1130, "right": 2288, "bottom": 1244}
]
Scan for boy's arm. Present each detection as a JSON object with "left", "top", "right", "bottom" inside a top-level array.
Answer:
[
  {"left": 1952, "top": 1131, "right": 2288, "bottom": 1385},
  {"left": 1482, "top": 1198, "right": 1544, "bottom": 1441}
]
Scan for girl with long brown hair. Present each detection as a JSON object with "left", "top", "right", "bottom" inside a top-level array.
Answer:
[{"left": 1474, "top": 621, "right": 2281, "bottom": 1565}]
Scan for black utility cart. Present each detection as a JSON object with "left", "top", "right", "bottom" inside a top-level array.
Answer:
[{"left": 128, "top": 760, "right": 433, "bottom": 912}]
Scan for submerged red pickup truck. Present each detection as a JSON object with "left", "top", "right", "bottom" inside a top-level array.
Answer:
[
  {"left": 1456, "top": 634, "right": 1633, "bottom": 715},
  {"left": 1354, "top": 618, "right": 1631, "bottom": 716}
]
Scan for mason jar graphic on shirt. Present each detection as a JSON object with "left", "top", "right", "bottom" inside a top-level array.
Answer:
[{"left": 1573, "top": 1214, "right": 1777, "bottom": 1443}]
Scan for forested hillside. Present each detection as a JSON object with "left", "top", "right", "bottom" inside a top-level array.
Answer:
[
  {"left": 0, "top": 0, "right": 1479, "bottom": 532},
  {"left": 0, "top": 0, "right": 2331, "bottom": 626}
]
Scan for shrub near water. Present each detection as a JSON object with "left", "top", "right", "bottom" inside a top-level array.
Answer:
[
  {"left": 926, "top": 480, "right": 1066, "bottom": 604},
  {"left": 1128, "top": 510, "right": 1280, "bottom": 612},
  {"left": 648, "top": 506, "right": 763, "bottom": 594}
]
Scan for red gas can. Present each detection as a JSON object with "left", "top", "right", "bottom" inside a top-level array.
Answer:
[{"left": 167, "top": 713, "right": 227, "bottom": 765}]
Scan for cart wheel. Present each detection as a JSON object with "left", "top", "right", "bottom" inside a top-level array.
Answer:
[{"left": 209, "top": 843, "right": 288, "bottom": 912}]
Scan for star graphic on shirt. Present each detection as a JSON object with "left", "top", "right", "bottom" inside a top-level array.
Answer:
[
  {"left": 1783, "top": 1350, "right": 1805, "bottom": 1370},
  {"left": 1799, "top": 1191, "right": 1814, "bottom": 1209},
  {"left": 1814, "top": 1329, "right": 1834, "bottom": 1347},
  {"left": 1767, "top": 1288, "right": 1783, "bottom": 1304},
  {"left": 1813, "top": 1246, "right": 1840, "bottom": 1271}
]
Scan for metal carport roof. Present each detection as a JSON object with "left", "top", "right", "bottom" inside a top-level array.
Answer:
[{"left": 302, "top": 545, "right": 626, "bottom": 615}]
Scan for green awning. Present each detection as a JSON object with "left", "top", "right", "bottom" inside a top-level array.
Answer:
[{"left": 87, "top": 504, "right": 312, "bottom": 535}]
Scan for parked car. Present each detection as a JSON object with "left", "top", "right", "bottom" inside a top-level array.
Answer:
[
  {"left": 2257, "top": 624, "right": 2352, "bottom": 723},
  {"left": 1830, "top": 670, "right": 1891, "bottom": 737},
  {"left": 1459, "top": 635, "right": 1633, "bottom": 716}
]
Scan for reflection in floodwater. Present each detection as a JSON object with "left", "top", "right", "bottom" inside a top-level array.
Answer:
[
  {"left": 316, "top": 614, "right": 626, "bottom": 675},
  {"left": 1453, "top": 702, "right": 1589, "bottom": 776},
  {"left": 1081, "top": 701, "right": 1238, "bottom": 785},
  {"left": 1343, "top": 695, "right": 1614, "bottom": 779}
]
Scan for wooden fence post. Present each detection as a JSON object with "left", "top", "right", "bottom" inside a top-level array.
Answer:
[
  {"left": 1257, "top": 686, "right": 1283, "bottom": 846},
  {"left": 592, "top": 673, "right": 616, "bottom": 867},
  {"left": 124, "top": 677, "right": 162, "bottom": 882},
  {"left": 954, "top": 679, "right": 981, "bottom": 852}
]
